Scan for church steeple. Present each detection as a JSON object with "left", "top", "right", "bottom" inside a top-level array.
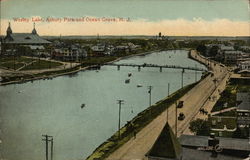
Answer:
[
  {"left": 32, "top": 22, "right": 37, "bottom": 34},
  {"left": 7, "top": 22, "right": 12, "bottom": 36}
]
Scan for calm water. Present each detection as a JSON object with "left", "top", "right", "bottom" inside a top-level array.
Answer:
[{"left": 0, "top": 50, "right": 206, "bottom": 160}]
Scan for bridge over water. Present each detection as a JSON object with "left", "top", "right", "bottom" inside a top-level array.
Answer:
[{"left": 101, "top": 63, "right": 207, "bottom": 72}]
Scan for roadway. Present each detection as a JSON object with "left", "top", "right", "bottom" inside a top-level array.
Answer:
[{"left": 106, "top": 50, "right": 230, "bottom": 160}]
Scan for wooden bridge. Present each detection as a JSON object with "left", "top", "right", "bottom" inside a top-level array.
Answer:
[{"left": 101, "top": 63, "right": 207, "bottom": 72}]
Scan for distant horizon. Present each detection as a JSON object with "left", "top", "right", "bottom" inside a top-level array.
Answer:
[
  {"left": 1, "top": 34, "right": 250, "bottom": 38},
  {"left": 1, "top": 0, "right": 249, "bottom": 37}
]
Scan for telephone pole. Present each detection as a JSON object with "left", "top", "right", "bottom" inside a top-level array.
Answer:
[
  {"left": 181, "top": 69, "right": 184, "bottom": 88},
  {"left": 167, "top": 83, "right": 170, "bottom": 122},
  {"left": 117, "top": 99, "right": 124, "bottom": 139},
  {"left": 42, "top": 135, "right": 53, "bottom": 160},
  {"left": 195, "top": 64, "right": 197, "bottom": 82},
  {"left": 175, "top": 102, "right": 178, "bottom": 137},
  {"left": 51, "top": 138, "right": 53, "bottom": 160}
]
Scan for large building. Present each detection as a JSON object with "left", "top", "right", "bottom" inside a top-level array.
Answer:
[
  {"left": 2, "top": 22, "right": 51, "bottom": 56},
  {"left": 236, "top": 92, "right": 250, "bottom": 129}
]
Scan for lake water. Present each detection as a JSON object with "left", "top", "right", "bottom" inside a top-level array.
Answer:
[{"left": 0, "top": 50, "right": 206, "bottom": 160}]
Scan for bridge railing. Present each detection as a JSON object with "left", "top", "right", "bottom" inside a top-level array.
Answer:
[{"left": 102, "top": 63, "right": 207, "bottom": 72}]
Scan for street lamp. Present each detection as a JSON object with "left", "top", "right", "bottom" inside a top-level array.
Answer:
[{"left": 117, "top": 99, "right": 124, "bottom": 139}]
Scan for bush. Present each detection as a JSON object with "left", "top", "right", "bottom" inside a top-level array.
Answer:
[{"left": 189, "top": 118, "right": 210, "bottom": 136}]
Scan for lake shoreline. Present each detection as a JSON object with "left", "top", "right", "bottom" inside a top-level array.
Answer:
[
  {"left": 0, "top": 49, "right": 161, "bottom": 86},
  {"left": 86, "top": 50, "right": 210, "bottom": 160}
]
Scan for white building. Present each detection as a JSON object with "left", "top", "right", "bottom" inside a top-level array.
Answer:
[
  {"left": 224, "top": 50, "right": 243, "bottom": 64},
  {"left": 53, "top": 46, "right": 87, "bottom": 61},
  {"left": 238, "top": 61, "right": 250, "bottom": 71}
]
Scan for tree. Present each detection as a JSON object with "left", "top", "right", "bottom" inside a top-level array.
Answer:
[
  {"left": 196, "top": 44, "right": 207, "bottom": 56},
  {"left": 208, "top": 46, "right": 219, "bottom": 57},
  {"left": 189, "top": 118, "right": 210, "bottom": 136}
]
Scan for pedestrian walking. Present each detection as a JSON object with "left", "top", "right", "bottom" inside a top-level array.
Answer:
[{"left": 133, "top": 130, "right": 136, "bottom": 139}]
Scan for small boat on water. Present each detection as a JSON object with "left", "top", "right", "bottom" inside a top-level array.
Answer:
[
  {"left": 81, "top": 104, "right": 86, "bottom": 109},
  {"left": 128, "top": 72, "right": 132, "bottom": 77},
  {"left": 137, "top": 84, "right": 143, "bottom": 87},
  {"left": 125, "top": 79, "right": 130, "bottom": 84}
]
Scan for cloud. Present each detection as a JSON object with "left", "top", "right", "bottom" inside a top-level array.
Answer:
[{"left": 0, "top": 18, "right": 249, "bottom": 36}]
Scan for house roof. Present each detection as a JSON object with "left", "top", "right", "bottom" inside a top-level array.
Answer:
[
  {"left": 146, "top": 122, "right": 182, "bottom": 159},
  {"left": 28, "top": 45, "right": 45, "bottom": 50},
  {"left": 236, "top": 92, "right": 250, "bottom": 111},
  {"left": 220, "top": 45, "right": 234, "bottom": 51},
  {"left": 180, "top": 135, "right": 250, "bottom": 151},
  {"left": 181, "top": 147, "right": 244, "bottom": 160},
  {"left": 4, "top": 33, "right": 51, "bottom": 44}
]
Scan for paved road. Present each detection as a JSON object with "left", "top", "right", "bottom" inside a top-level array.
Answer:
[{"left": 106, "top": 50, "right": 230, "bottom": 160}]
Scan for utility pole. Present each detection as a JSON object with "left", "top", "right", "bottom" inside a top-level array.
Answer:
[
  {"left": 51, "top": 138, "right": 53, "bottom": 160},
  {"left": 42, "top": 135, "right": 53, "bottom": 160},
  {"left": 168, "top": 83, "right": 170, "bottom": 97},
  {"left": 175, "top": 102, "right": 178, "bottom": 137},
  {"left": 167, "top": 83, "right": 170, "bottom": 122},
  {"left": 181, "top": 69, "right": 184, "bottom": 88},
  {"left": 148, "top": 86, "right": 153, "bottom": 107},
  {"left": 117, "top": 99, "right": 124, "bottom": 139},
  {"left": 195, "top": 64, "right": 197, "bottom": 82}
]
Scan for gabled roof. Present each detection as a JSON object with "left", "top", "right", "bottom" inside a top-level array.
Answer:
[
  {"left": 146, "top": 122, "right": 182, "bottom": 159},
  {"left": 4, "top": 33, "right": 51, "bottom": 44},
  {"left": 236, "top": 92, "right": 250, "bottom": 110}
]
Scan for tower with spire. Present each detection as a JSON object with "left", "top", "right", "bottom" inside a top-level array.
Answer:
[
  {"left": 6, "top": 22, "right": 12, "bottom": 36},
  {"left": 32, "top": 23, "right": 37, "bottom": 35}
]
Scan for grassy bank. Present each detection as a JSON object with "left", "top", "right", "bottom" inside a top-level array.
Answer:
[
  {"left": 211, "top": 80, "right": 250, "bottom": 114},
  {"left": 86, "top": 82, "right": 199, "bottom": 160},
  {"left": 0, "top": 49, "right": 158, "bottom": 85}
]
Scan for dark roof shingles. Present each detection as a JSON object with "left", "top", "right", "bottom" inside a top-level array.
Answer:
[{"left": 4, "top": 33, "right": 51, "bottom": 44}]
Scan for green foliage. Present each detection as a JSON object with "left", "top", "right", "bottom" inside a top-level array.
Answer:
[
  {"left": 212, "top": 84, "right": 250, "bottom": 113},
  {"left": 20, "top": 60, "right": 62, "bottom": 70},
  {"left": 232, "top": 127, "right": 249, "bottom": 139},
  {"left": 208, "top": 46, "right": 219, "bottom": 57},
  {"left": 196, "top": 44, "right": 207, "bottom": 55},
  {"left": 189, "top": 118, "right": 210, "bottom": 136}
]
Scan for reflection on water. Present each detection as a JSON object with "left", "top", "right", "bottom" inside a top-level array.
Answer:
[{"left": 0, "top": 50, "right": 206, "bottom": 160}]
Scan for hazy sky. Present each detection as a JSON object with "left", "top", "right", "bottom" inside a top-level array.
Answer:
[{"left": 0, "top": 0, "right": 249, "bottom": 36}]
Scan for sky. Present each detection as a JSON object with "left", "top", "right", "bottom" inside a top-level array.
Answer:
[{"left": 0, "top": 0, "right": 249, "bottom": 36}]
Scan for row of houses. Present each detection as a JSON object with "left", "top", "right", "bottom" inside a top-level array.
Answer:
[
  {"left": 90, "top": 42, "right": 141, "bottom": 56},
  {"left": 51, "top": 42, "right": 141, "bottom": 61},
  {"left": 217, "top": 45, "right": 248, "bottom": 64},
  {"left": 52, "top": 45, "right": 87, "bottom": 61},
  {"left": 205, "top": 44, "right": 249, "bottom": 64},
  {"left": 1, "top": 23, "right": 142, "bottom": 62}
]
